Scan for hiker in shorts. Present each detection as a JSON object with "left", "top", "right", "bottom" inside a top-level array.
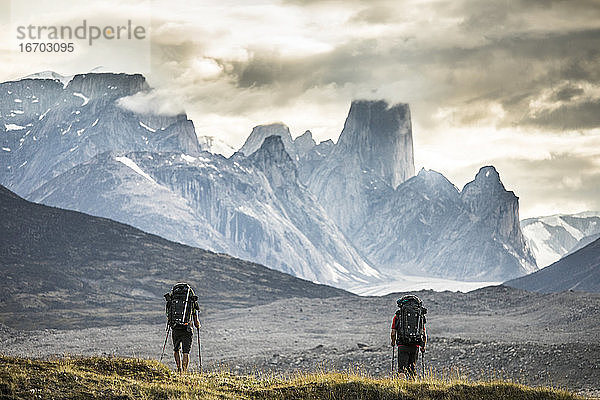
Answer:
[
  {"left": 165, "top": 283, "right": 201, "bottom": 373},
  {"left": 390, "top": 295, "right": 427, "bottom": 378},
  {"left": 172, "top": 307, "right": 200, "bottom": 373}
]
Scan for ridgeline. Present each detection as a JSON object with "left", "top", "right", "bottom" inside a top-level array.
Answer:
[{"left": 0, "top": 355, "right": 582, "bottom": 400}]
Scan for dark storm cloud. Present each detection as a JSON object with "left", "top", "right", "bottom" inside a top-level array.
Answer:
[
  {"left": 225, "top": 39, "right": 385, "bottom": 99},
  {"left": 233, "top": 52, "right": 283, "bottom": 88},
  {"left": 553, "top": 86, "right": 585, "bottom": 102},
  {"left": 522, "top": 100, "right": 600, "bottom": 131},
  {"left": 219, "top": 22, "right": 600, "bottom": 131},
  {"left": 458, "top": 0, "right": 600, "bottom": 32},
  {"left": 435, "top": 29, "right": 600, "bottom": 130}
]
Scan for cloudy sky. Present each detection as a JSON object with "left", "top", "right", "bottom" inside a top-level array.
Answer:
[{"left": 1, "top": 0, "right": 599, "bottom": 218}]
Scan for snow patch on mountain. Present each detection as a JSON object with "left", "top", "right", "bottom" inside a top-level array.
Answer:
[
  {"left": 139, "top": 121, "right": 156, "bottom": 132},
  {"left": 72, "top": 92, "right": 89, "bottom": 106},
  {"left": 115, "top": 156, "right": 156, "bottom": 184},
  {"left": 5, "top": 124, "right": 25, "bottom": 131},
  {"left": 541, "top": 215, "right": 585, "bottom": 240},
  {"left": 180, "top": 154, "right": 196, "bottom": 163}
]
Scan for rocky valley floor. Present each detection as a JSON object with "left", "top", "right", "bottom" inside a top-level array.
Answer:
[{"left": 1, "top": 286, "right": 599, "bottom": 398}]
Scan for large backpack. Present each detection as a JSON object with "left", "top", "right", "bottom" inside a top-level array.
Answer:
[
  {"left": 164, "top": 283, "right": 198, "bottom": 328},
  {"left": 395, "top": 295, "right": 427, "bottom": 345}
]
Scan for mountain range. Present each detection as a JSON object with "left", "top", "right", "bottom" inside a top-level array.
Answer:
[{"left": 1, "top": 72, "right": 540, "bottom": 289}]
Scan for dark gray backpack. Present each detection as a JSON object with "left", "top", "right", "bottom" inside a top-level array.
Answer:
[
  {"left": 395, "top": 295, "right": 427, "bottom": 345},
  {"left": 164, "top": 282, "right": 198, "bottom": 328}
]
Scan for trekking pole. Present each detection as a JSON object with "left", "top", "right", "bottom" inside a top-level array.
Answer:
[
  {"left": 159, "top": 324, "right": 170, "bottom": 363},
  {"left": 421, "top": 350, "right": 425, "bottom": 378},
  {"left": 197, "top": 326, "right": 202, "bottom": 373},
  {"left": 391, "top": 345, "right": 395, "bottom": 374}
]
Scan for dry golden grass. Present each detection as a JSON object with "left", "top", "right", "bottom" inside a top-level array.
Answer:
[{"left": 0, "top": 355, "right": 583, "bottom": 400}]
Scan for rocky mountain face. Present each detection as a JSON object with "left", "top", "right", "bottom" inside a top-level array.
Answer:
[
  {"left": 297, "top": 137, "right": 334, "bottom": 184},
  {"left": 305, "top": 101, "right": 414, "bottom": 235},
  {"left": 521, "top": 212, "right": 600, "bottom": 267},
  {"left": 0, "top": 185, "right": 349, "bottom": 329},
  {"left": 333, "top": 100, "right": 414, "bottom": 189},
  {"left": 293, "top": 130, "right": 317, "bottom": 159},
  {"left": 1, "top": 72, "right": 539, "bottom": 288},
  {"left": 505, "top": 237, "right": 600, "bottom": 293},
  {"left": 27, "top": 140, "right": 379, "bottom": 287}
]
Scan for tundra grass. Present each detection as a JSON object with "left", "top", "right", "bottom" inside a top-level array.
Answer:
[{"left": 0, "top": 355, "right": 583, "bottom": 400}]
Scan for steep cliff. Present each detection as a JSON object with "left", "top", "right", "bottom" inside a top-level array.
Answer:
[
  {"left": 1, "top": 72, "right": 540, "bottom": 288},
  {"left": 333, "top": 100, "right": 414, "bottom": 188},
  {"left": 306, "top": 100, "right": 415, "bottom": 235}
]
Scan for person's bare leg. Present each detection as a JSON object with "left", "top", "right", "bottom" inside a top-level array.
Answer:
[
  {"left": 174, "top": 351, "right": 182, "bottom": 373},
  {"left": 182, "top": 353, "right": 189, "bottom": 373}
]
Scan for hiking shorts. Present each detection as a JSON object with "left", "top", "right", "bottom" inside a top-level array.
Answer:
[{"left": 172, "top": 328, "right": 192, "bottom": 354}]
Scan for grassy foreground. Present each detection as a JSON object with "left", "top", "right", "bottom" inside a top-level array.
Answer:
[{"left": 0, "top": 355, "right": 582, "bottom": 400}]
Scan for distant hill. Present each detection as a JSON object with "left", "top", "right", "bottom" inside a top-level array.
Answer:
[
  {"left": 0, "top": 185, "right": 349, "bottom": 330},
  {"left": 505, "top": 237, "right": 600, "bottom": 293},
  {"left": 521, "top": 212, "right": 600, "bottom": 267}
]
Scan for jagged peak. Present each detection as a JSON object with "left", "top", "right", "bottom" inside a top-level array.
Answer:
[
  {"left": 474, "top": 165, "right": 500, "bottom": 182},
  {"left": 248, "top": 136, "right": 298, "bottom": 186},
  {"left": 337, "top": 100, "right": 411, "bottom": 146},
  {"left": 239, "top": 123, "right": 296, "bottom": 158},
  {"left": 294, "top": 130, "right": 316, "bottom": 146},
  {"left": 461, "top": 165, "right": 519, "bottom": 222},
  {"left": 417, "top": 167, "right": 447, "bottom": 180},
  {"left": 462, "top": 165, "right": 510, "bottom": 195},
  {"left": 294, "top": 130, "right": 316, "bottom": 158},
  {"left": 249, "top": 135, "right": 295, "bottom": 168},
  {"left": 409, "top": 168, "right": 459, "bottom": 195}
]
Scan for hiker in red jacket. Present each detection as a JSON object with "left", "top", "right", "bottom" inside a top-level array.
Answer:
[{"left": 391, "top": 295, "right": 427, "bottom": 378}]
